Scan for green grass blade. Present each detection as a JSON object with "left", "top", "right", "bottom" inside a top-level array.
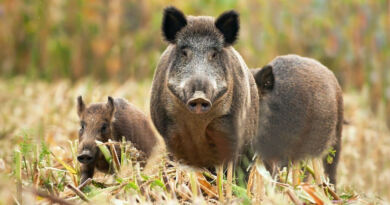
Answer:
[{"left": 96, "top": 140, "right": 112, "bottom": 164}]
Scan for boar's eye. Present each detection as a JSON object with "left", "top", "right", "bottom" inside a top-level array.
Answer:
[
  {"left": 181, "top": 49, "right": 188, "bottom": 57},
  {"left": 180, "top": 46, "right": 190, "bottom": 58},
  {"left": 209, "top": 50, "right": 218, "bottom": 60},
  {"left": 79, "top": 122, "right": 86, "bottom": 134},
  {"left": 101, "top": 123, "right": 109, "bottom": 133}
]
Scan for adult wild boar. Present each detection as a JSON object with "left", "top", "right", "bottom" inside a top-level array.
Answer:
[
  {"left": 251, "top": 55, "right": 343, "bottom": 185},
  {"left": 150, "top": 7, "right": 259, "bottom": 167},
  {"left": 77, "top": 96, "right": 158, "bottom": 183}
]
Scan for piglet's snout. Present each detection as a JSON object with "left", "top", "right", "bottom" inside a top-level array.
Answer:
[{"left": 77, "top": 150, "right": 94, "bottom": 164}]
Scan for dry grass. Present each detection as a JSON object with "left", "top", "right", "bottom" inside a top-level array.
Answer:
[{"left": 0, "top": 77, "right": 389, "bottom": 204}]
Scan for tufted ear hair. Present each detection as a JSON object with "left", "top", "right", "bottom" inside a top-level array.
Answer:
[
  {"left": 215, "top": 10, "right": 240, "bottom": 46},
  {"left": 77, "top": 96, "right": 85, "bottom": 117},
  {"left": 106, "top": 96, "right": 115, "bottom": 118},
  {"left": 253, "top": 65, "right": 275, "bottom": 93},
  {"left": 162, "top": 6, "right": 187, "bottom": 43}
]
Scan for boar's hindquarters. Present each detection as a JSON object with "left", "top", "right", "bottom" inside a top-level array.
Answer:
[
  {"left": 323, "top": 88, "right": 343, "bottom": 186},
  {"left": 112, "top": 98, "right": 157, "bottom": 158}
]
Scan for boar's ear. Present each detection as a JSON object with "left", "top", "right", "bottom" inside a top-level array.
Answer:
[
  {"left": 77, "top": 96, "right": 85, "bottom": 117},
  {"left": 162, "top": 6, "right": 187, "bottom": 43},
  {"left": 106, "top": 96, "right": 115, "bottom": 118},
  {"left": 254, "top": 65, "right": 274, "bottom": 93},
  {"left": 215, "top": 10, "right": 239, "bottom": 46}
]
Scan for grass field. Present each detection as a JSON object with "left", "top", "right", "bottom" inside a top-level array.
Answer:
[{"left": 0, "top": 77, "right": 389, "bottom": 204}]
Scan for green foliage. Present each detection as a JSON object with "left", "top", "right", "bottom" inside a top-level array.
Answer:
[
  {"left": 232, "top": 184, "right": 251, "bottom": 205},
  {"left": 150, "top": 178, "right": 166, "bottom": 191},
  {"left": 124, "top": 181, "right": 140, "bottom": 193},
  {"left": 19, "top": 132, "right": 33, "bottom": 156},
  {"left": 96, "top": 141, "right": 112, "bottom": 164},
  {"left": 39, "top": 141, "right": 50, "bottom": 164},
  {"left": 327, "top": 147, "right": 337, "bottom": 164}
]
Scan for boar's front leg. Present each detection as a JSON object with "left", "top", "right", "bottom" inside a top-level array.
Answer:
[{"left": 80, "top": 163, "right": 95, "bottom": 184}]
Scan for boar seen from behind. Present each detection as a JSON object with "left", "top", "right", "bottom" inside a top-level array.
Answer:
[{"left": 252, "top": 55, "right": 343, "bottom": 186}]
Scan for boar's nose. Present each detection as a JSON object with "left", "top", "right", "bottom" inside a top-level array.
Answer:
[
  {"left": 77, "top": 150, "right": 94, "bottom": 164},
  {"left": 186, "top": 91, "right": 212, "bottom": 114}
]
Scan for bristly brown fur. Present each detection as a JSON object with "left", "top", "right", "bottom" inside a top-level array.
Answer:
[
  {"left": 77, "top": 97, "right": 158, "bottom": 183},
  {"left": 252, "top": 55, "right": 343, "bottom": 185},
  {"left": 151, "top": 7, "right": 259, "bottom": 168}
]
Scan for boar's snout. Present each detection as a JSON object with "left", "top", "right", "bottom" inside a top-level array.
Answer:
[
  {"left": 186, "top": 91, "right": 212, "bottom": 114},
  {"left": 77, "top": 150, "right": 94, "bottom": 164}
]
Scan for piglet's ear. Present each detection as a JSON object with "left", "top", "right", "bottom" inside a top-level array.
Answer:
[
  {"left": 215, "top": 10, "right": 240, "bottom": 46},
  {"left": 254, "top": 65, "right": 274, "bottom": 93},
  {"left": 77, "top": 96, "right": 85, "bottom": 117},
  {"left": 107, "top": 96, "right": 115, "bottom": 117},
  {"left": 162, "top": 6, "right": 187, "bottom": 43}
]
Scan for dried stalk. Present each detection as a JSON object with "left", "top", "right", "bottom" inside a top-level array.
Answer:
[
  {"left": 312, "top": 159, "right": 322, "bottom": 185},
  {"left": 196, "top": 173, "right": 218, "bottom": 198},
  {"left": 254, "top": 161, "right": 264, "bottom": 202},
  {"left": 66, "top": 184, "right": 90, "bottom": 202},
  {"left": 226, "top": 161, "right": 233, "bottom": 200},
  {"left": 323, "top": 183, "right": 341, "bottom": 200},
  {"left": 286, "top": 189, "right": 303, "bottom": 205},
  {"left": 189, "top": 171, "right": 198, "bottom": 198},
  {"left": 292, "top": 161, "right": 300, "bottom": 187},
  {"left": 28, "top": 187, "right": 74, "bottom": 205},
  {"left": 109, "top": 140, "right": 121, "bottom": 172},
  {"left": 15, "top": 149, "right": 22, "bottom": 205},
  {"left": 77, "top": 178, "right": 92, "bottom": 190},
  {"left": 246, "top": 164, "right": 256, "bottom": 198},
  {"left": 216, "top": 165, "right": 224, "bottom": 202}
]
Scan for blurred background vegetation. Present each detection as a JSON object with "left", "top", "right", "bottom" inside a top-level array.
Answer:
[{"left": 0, "top": 0, "right": 389, "bottom": 125}]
